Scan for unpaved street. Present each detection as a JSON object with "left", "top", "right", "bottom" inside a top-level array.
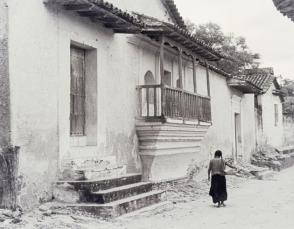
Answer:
[
  {"left": 107, "top": 167, "right": 294, "bottom": 229},
  {"left": 5, "top": 166, "right": 294, "bottom": 229}
]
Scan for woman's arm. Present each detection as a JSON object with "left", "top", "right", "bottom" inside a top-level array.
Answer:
[{"left": 225, "top": 161, "right": 237, "bottom": 169}]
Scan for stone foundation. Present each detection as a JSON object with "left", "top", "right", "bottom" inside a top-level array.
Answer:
[{"left": 136, "top": 122, "right": 210, "bottom": 181}]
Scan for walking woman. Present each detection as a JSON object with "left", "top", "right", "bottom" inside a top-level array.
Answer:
[{"left": 208, "top": 150, "right": 237, "bottom": 207}]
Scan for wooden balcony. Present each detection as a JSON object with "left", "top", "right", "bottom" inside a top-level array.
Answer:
[{"left": 137, "top": 84, "right": 211, "bottom": 123}]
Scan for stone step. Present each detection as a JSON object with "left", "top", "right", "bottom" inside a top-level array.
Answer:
[
  {"left": 57, "top": 173, "right": 142, "bottom": 192},
  {"left": 118, "top": 201, "right": 171, "bottom": 219},
  {"left": 58, "top": 190, "right": 166, "bottom": 218},
  {"left": 139, "top": 136, "right": 204, "bottom": 142},
  {"left": 89, "top": 182, "right": 152, "bottom": 203},
  {"left": 138, "top": 131, "right": 206, "bottom": 137},
  {"left": 276, "top": 145, "right": 294, "bottom": 154}
]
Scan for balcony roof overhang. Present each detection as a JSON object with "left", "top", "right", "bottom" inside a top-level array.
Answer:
[
  {"left": 141, "top": 23, "right": 223, "bottom": 61},
  {"left": 44, "top": 0, "right": 145, "bottom": 33}
]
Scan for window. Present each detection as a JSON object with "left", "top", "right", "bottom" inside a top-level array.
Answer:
[
  {"left": 274, "top": 104, "right": 278, "bottom": 126},
  {"left": 144, "top": 71, "right": 155, "bottom": 85},
  {"left": 70, "top": 46, "right": 86, "bottom": 136}
]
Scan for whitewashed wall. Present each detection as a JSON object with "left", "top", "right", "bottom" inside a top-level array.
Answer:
[
  {"left": 260, "top": 85, "right": 284, "bottom": 147},
  {"left": 198, "top": 70, "right": 256, "bottom": 178},
  {"left": 8, "top": 0, "right": 141, "bottom": 210}
]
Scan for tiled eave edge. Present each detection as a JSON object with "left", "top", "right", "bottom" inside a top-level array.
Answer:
[
  {"left": 141, "top": 24, "right": 223, "bottom": 61},
  {"left": 161, "top": 0, "right": 186, "bottom": 29},
  {"left": 273, "top": 0, "right": 294, "bottom": 22},
  {"left": 227, "top": 77, "right": 262, "bottom": 94},
  {"left": 44, "top": 0, "right": 145, "bottom": 33}
]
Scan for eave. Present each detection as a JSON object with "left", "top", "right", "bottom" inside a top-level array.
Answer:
[
  {"left": 161, "top": 0, "right": 186, "bottom": 29},
  {"left": 44, "top": 0, "right": 145, "bottom": 33},
  {"left": 273, "top": 0, "right": 294, "bottom": 22},
  {"left": 227, "top": 78, "right": 262, "bottom": 94},
  {"left": 273, "top": 89, "right": 286, "bottom": 102},
  {"left": 141, "top": 23, "right": 223, "bottom": 61}
]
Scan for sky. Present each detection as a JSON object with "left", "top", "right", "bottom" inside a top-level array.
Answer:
[{"left": 174, "top": 0, "right": 294, "bottom": 79}]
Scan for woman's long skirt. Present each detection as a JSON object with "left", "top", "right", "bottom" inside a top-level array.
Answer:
[{"left": 209, "top": 174, "right": 227, "bottom": 203}]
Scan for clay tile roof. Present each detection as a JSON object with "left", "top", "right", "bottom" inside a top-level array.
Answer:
[
  {"left": 45, "top": 0, "right": 145, "bottom": 33},
  {"left": 273, "top": 0, "right": 294, "bottom": 22},
  {"left": 161, "top": 0, "right": 186, "bottom": 29},
  {"left": 89, "top": 0, "right": 145, "bottom": 27},
  {"left": 135, "top": 14, "right": 226, "bottom": 61},
  {"left": 240, "top": 68, "right": 275, "bottom": 93}
]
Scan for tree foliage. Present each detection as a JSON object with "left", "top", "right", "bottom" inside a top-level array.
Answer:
[{"left": 186, "top": 21, "right": 260, "bottom": 75}]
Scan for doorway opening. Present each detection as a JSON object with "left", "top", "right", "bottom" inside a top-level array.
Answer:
[{"left": 234, "top": 113, "right": 242, "bottom": 160}]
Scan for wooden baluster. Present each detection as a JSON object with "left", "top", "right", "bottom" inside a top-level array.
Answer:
[
  {"left": 154, "top": 86, "right": 157, "bottom": 116},
  {"left": 191, "top": 95, "right": 193, "bottom": 119},
  {"left": 192, "top": 57, "right": 198, "bottom": 94},
  {"left": 160, "top": 37, "right": 165, "bottom": 119},
  {"left": 179, "top": 91, "right": 181, "bottom": 118},
  {"left": 139, "top": 88, "right": 142, "bottom": 117},
  {"left": 200, "top": 97, "right": 202, "bottom": 121},
  {"left": 205, "top": 61, "right": 211, "bottom": 97},
  {"left": 146, "top": 88, "right": 149, "bottom": 117}
]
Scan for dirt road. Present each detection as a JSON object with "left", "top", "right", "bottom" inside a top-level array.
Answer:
[
  {"left": 5, "top": 166, "right": 294, "bottom": 229},
  {"left": 107, "top": 167, "right": 294, "bottom": 229}
]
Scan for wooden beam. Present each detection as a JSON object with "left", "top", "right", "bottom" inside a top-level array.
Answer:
[
  {"left": 192, "top": 57, "right": 198, "bottom": 93},
  {"left": 178, "top": 48, "right": 183, "bottom": 89},
  {"left": 160, "top": 37, "right": 165, "bottom": 85},
  {"left": 112, "top": 28, "right": 140, "bottom": 33},
  {"left": 205, "top": 61, "right": 211, "bottom": 97},
  {"left": 100, "top": 17, "right": 120, "bottom": 23},
  {"left": 77, "top": 10, "right": 102, "bottom": 17},
  {"left": 90, "top": 15, "right": 115, "bottom": 21},
  {"left": 104, "top": 21, "right": 128, "bottom": 27},
  {"left": 63, "top": 3, "right": 92, "bottom": 11},
  {"left": 160, "top": 37, "right": 165, "bottom": 117}
]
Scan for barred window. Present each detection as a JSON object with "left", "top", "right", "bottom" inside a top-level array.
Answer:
[{"left": 70, "top": 46, "right": 86, "bottom": 136}]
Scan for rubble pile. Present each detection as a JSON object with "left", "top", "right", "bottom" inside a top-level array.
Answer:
[
  {"left": 251, "top": 145, "right": 294, "bottom": 171},
  {"left": 0, "top": 208, "right": 22, "bottom": 225}
]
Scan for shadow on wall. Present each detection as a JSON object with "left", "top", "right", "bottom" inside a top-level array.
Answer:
[{"left": 0, "top": 146, "right": 20, "bottom": 209}]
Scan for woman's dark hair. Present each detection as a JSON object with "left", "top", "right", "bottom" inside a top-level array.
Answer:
[{"left": 214, "top": 150, "right": 222, "bottom": 158}]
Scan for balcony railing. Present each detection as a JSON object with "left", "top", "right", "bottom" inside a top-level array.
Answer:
[{"left": 137, "top": 84, "right": 211, "bottom": 122}]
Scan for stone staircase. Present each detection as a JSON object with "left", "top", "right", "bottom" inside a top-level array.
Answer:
[{"left": 54, "top": 173, "right": 166, "bottom": 218}]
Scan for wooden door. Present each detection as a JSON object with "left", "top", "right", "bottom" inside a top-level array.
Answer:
[{"left": 70, "top": 46, "right": 86, "bottom": 136}]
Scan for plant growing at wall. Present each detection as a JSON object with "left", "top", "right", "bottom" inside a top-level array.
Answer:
[{"left": 186, "top": 21, "right": 260, "bottom": 75}]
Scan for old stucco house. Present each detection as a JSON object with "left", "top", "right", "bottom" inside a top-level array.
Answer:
[
  {"left": 243, "top": 68, "right": 285, "bottom": 148},
  {"left": 0, "top": 0, "right": 285, "bottom": 214}
]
